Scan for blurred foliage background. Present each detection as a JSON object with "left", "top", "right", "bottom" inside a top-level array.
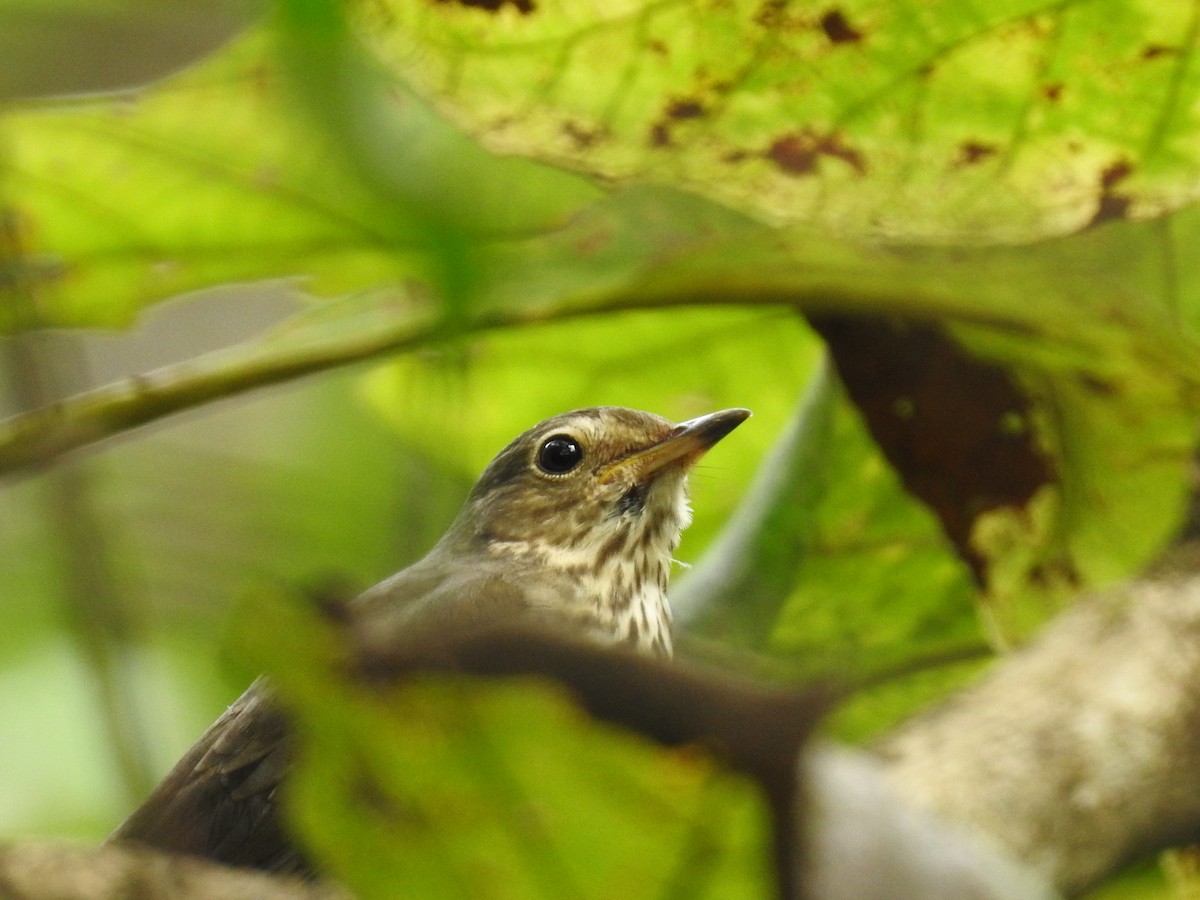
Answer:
[{"left": 2, "top": 0, "right": 1200, "bottom": 896}]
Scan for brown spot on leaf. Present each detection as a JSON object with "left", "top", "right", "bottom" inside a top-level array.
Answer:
[
  {"left": 1142, "top": 44, "right": 1175, "bottom": 60},
  {"left": 667, "top": 97, "right": 706, "bottom": 120},
  {"left": 434, "top": 0, "right": 534, "bottom": 12},
  {"left": 562, "top": 121, "right": 602, "bottom": 149},
  {"left": 807, "top": 315, "right": 1056, "bottom": 588},
  {"left": 1041, "top": 82, "right": 1064, "bottom": 102},
  {"left": 1079, "top": 373, "right": 1118, "bottom": 396},
  {"left": 820, "top": 132, "right": 866, "bottom": 172},
  {"left": 1100, "top": 160, "right": 1132, "bottom": 190},
  {"left": 768, "top": 135, "right": 818, "bottom": 175},
  {"left": 767, "top": 129, "right": 866, "bottom": 176},
  {"left": 1090, "top": 194, "right": 1131, "bottom": 226},
  {"left": 648, "top": 97, "right": 707, "bottom": 148},
  {"left": 755, "top": 0, "right": 787, "bottom": 28},
  {"left": 956, "top": 141, "right": 998, "bottom": 166},
  {"left": 820, "top": 9, "right": 863, "bottom": 44},
  {"left": 1087, "top": 160, "right": 1134, "bottom": 228}
]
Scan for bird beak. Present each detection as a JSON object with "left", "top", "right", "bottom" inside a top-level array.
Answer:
[{"left": 600, "top": 408, "right": 751, "bottom": 484}]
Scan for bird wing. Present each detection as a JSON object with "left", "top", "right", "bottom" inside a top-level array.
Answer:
[
  {"left": 108, "top": 677, "right": 307, "bottom": 875},
  {"left": 108, "top": 563, "right": 580, "bottom": 875}
]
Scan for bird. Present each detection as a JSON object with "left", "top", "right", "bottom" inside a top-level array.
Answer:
[{"left": 108, "top": 405, "right": 750, "bottom": 874}]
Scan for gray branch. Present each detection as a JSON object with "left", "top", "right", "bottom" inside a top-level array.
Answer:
[
  {"left": 876, "top": 544, "right": 1200, "bottom": 896},
  {"left": 0, "top": 842, "right": 343, "bottom": 900}
]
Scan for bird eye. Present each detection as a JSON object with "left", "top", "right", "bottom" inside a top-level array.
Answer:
[{"left": 536, "top": 435, "right": 583, "bottom": 475}]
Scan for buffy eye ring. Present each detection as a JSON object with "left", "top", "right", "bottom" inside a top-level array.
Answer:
[{"left": 537, "top": 435, "right": 584, "bottom": 475}]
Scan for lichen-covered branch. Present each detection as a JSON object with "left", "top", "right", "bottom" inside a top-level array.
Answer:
[
  {"left": 0, "top": 842, "right": 343, "bottom": 900},
  {"left": 876, "top": 543, "right": 1200, "bottom": 896}
]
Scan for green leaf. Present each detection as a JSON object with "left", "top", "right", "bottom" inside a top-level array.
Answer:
[
  {"left": 365, "top": 0, "right": 1200, "bottom": 243},
  {"left": 672, "top": 356, "right": 838, "bottom": 647},
  {"left": 0, "top": 19, "right": 598, "bottom": 329},
  {"left": 761, "top": 377, "right": 982, "bottom": 666},
  {"left": 230, "top": 585, "right": 776, "bottom": 899}
]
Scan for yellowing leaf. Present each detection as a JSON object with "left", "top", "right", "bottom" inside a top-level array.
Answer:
[{"left": 365, "top": 0, "right": 1200, "bottom": 242}]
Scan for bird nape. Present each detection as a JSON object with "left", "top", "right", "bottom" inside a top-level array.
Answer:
[{"left": 108, "top": 405, "right": 750, "bottom": 875}]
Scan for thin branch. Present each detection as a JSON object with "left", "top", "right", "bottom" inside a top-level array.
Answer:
[
  {"left": 0, "top": 299, "right": 435, "bottom": 477},
  {"left": 0, "top": 291, "right": 780, "bottom": 478}
]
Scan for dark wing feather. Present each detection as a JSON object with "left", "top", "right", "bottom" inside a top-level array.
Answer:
[
  {"left": 107, "top": 564, "right": 560, "bottom": 875},
  {"left": 108, "top": 678, "right": 310, "bottom": 875}
]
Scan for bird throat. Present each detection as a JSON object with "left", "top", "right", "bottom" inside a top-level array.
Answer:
[
  {"left": 488, "top": 478, "right": 690, "bottom": 657},
  {"left": 588, "top": 509, "right": 677, "bottom": 657}
]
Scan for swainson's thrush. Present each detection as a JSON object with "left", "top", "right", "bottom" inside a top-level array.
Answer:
[{"left": 110, "top": 406, "right": 750, "bottom": 872}]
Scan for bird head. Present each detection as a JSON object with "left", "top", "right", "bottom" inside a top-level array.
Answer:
[
  {"left": 435, "top": 406, "right": 749, "bottom": 654},
  {"left": 455, "top": 406, "right": 750, "bottom": 559}
]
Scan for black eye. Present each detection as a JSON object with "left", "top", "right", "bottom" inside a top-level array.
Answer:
[{"left": 537, "top": 435, "right": 583, "bottom": 475}]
